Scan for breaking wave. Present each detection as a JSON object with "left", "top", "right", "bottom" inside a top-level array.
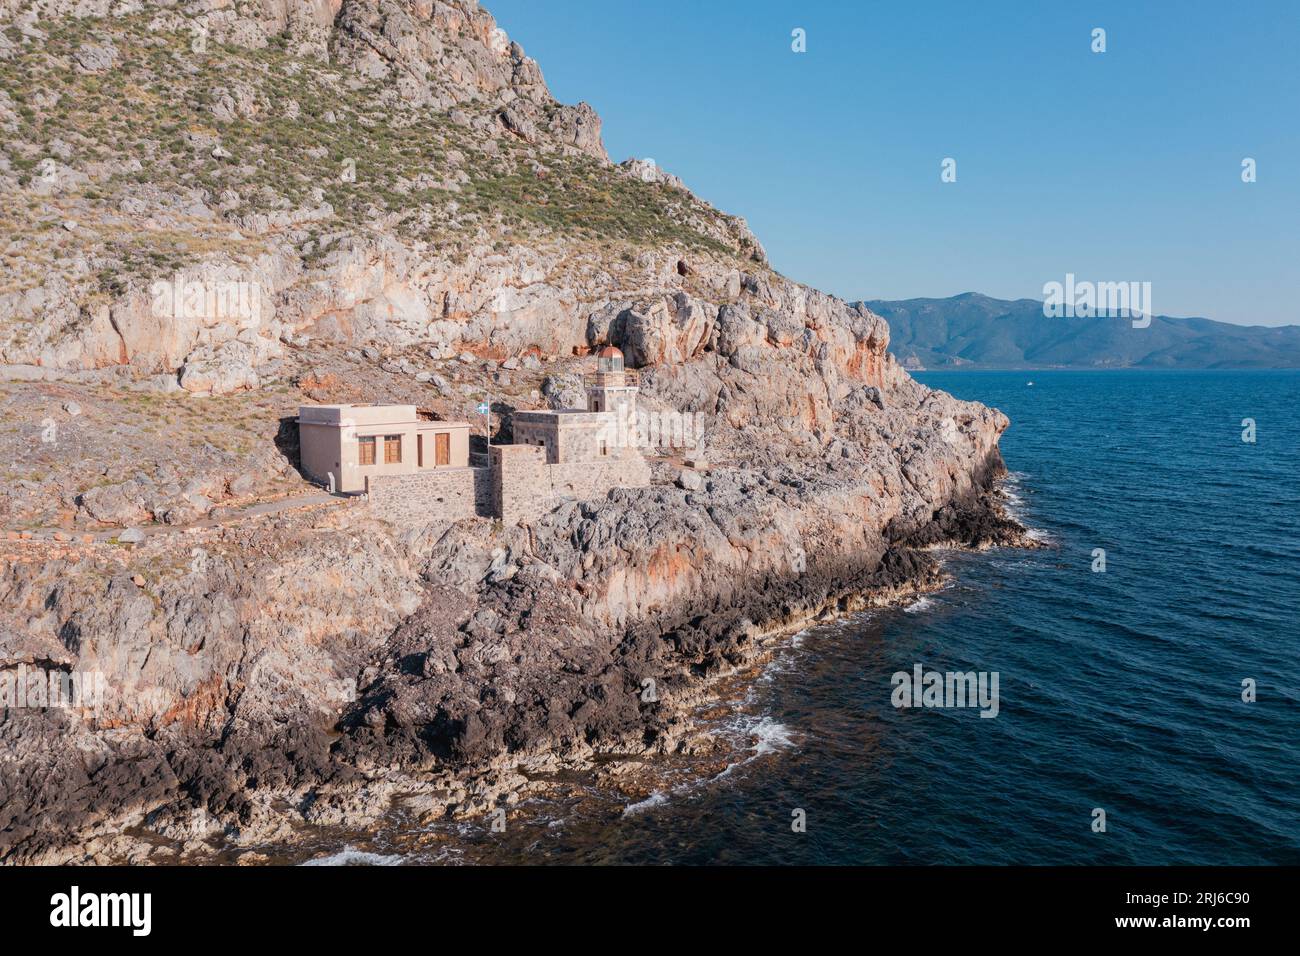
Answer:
[{"left": 301, "top": 845, "right": 405, "bottom": 866}]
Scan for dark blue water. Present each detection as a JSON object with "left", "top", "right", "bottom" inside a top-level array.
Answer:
[{"left": 306, "top": 370, "right": 1300, "bottom": 865}]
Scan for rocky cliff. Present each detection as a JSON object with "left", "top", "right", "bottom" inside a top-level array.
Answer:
[{"left": 0, "top": 1, "right": 1028, "bottom": 863}]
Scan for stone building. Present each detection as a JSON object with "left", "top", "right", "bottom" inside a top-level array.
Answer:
[
  {"left": 297, "top": 403, "right": 470, "bottom": 494},
  {"left": 302, "top": 347, "right": 652, "bottom": 525},
  {"left": 513, "top": 346, "right": 641, "bottom": 462}
]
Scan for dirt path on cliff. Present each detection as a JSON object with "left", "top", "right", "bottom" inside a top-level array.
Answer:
[{"left": 2, "top": 491, "right": 345, "bottom": 546}]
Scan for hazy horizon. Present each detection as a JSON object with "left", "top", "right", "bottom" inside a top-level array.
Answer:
[{"left": 861, "top": 291, "right": 1300, "bottom": 330}]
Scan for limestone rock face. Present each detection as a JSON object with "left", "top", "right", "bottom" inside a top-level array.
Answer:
[
  {"left": 619, "top": 294, "right": 716, "bottom": 367},
  {"left": 179, "top": 341, "right": 264, "bottom": 395},
  {"left": 77, "top": 480, "right": 153, "bottom": 526},
  {"left": 541, "top": 371, "right": 585, "bottom": 410},
  {"left": 0, "top": 1, "right": 792, "bottom": 390},
  {"left": 72, "top": 39, "right": 115, "bottom": 73}
]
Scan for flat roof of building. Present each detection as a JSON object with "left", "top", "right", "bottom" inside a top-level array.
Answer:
[
  {"left": 298, "top": 403, "right": 470, "bottom": 428},
  {"left": 514, "top": 409, "right": 606, "bottom": 420}
]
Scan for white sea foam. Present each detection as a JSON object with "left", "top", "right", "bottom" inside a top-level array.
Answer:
[
  {"left": 709, "top": 716, "right": 797, "bottom": 783},
  {"left": 622, "top": 711, "right": 800, "bottom": 815},
  {"left": 904, "top": 596, "right": 933, "bottom": 614},
  {"left": 301, "top": 845, "right": 404, "bottom": 866},
  {"left": 622, "top": 791, "right": 669, "bottom": 817},
  {"left": 750, "top": 716, "right": 795, "bottom": 755},
  {"left": 717, "top": 713, "right": 798, "bottom": 762},
  {"left": 999, "top": 473, "right": 1054, "bottom": 543},
  {"left": 758, "top": 650, "right": 798, "bottom": 685}
]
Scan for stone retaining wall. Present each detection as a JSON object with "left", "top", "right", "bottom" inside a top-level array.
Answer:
[
  {"left": 368, "top": 451, "right": 651, "bottom": 526},
  {"left": 367, "top": 467, "right": 492, "bottom": 524},
  {"left": 491, "top": 445, "right": 550, "bottom": 526},
  {"left": 491, "top": 445, "right": 651, "bottom": 525}
]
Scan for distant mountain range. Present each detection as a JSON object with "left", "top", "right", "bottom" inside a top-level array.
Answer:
[{"left": 864, "top": 293, "right": 1300, "bottom": 370}]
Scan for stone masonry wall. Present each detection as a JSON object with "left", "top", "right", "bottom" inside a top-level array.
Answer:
[
  {"left": 547, "top": 457, "right": 651, "bottom": 501},
  {"left": 368, "top": 467, "right": 492, "bottom": 524},
  {"left": 491, "top": 445, "right": 550, "bottom": 526},
  {"left": 491, "top": 444, "right": 651, "bottom": 525},
  {"left": 368, "top": 448, "right": 651, "bottom": 526}
]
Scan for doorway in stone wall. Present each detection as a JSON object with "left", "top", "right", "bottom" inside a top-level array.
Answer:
[{"left": 436, "top": 432, "right": 450, "bottom": 466}]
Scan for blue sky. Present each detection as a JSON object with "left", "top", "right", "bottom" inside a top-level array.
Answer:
[{"left": 487, "top": 0, "right": 1298, "bottom": 327}]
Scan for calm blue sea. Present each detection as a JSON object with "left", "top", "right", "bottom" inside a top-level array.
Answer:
[{"left": 306, "top": 370, "right": 1300, "bottom": 865}]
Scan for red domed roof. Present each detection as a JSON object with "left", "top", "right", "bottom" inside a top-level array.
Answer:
[{"left": 597, "top": 345, "right": 624, "bottom": 358}]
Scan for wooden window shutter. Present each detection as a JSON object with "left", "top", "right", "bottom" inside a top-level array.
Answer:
[{"left": 358, "top": 436, "right": 376, "bottom": 465}]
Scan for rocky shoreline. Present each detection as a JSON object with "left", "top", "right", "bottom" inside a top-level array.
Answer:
[{"left": 4, "top": 456, "right": 1030, "bottom": 865}]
